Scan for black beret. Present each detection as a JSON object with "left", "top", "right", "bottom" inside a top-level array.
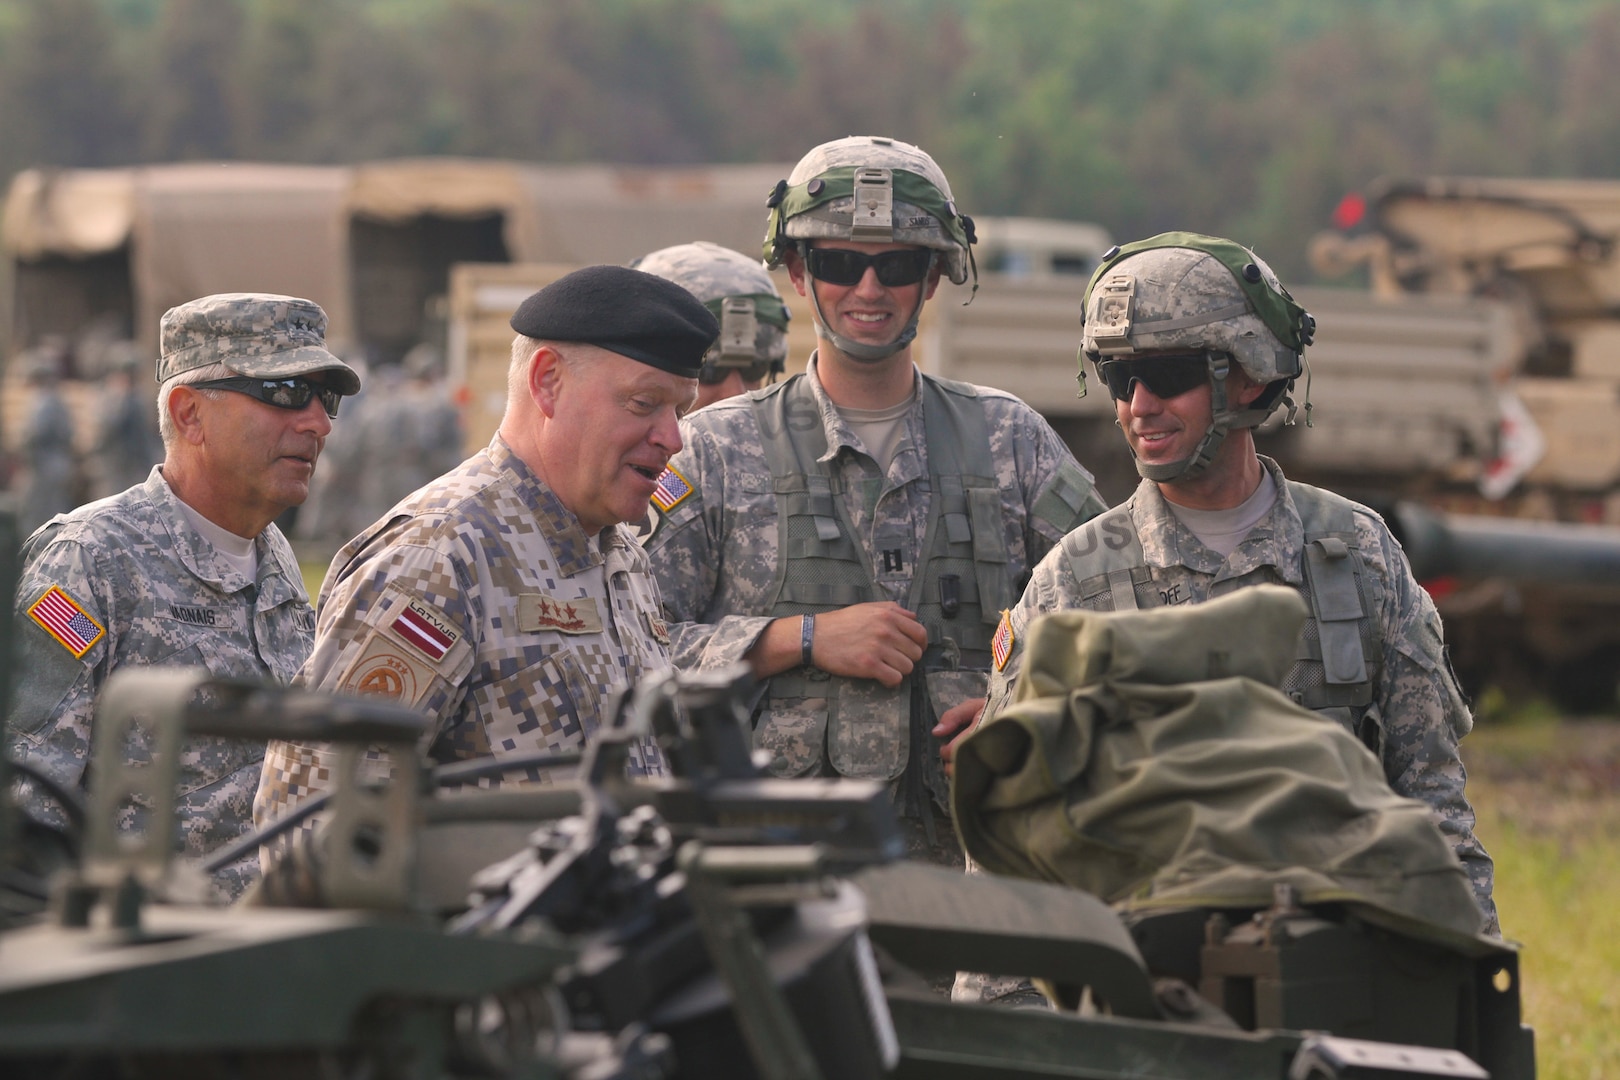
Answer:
[{"left": 509, "top": 265, "right": 719, "bottom": 378}]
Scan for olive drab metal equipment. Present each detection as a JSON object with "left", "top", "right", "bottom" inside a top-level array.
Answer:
[{"left": 0, "top": 521, "right": 1536, "bottom": 1078}]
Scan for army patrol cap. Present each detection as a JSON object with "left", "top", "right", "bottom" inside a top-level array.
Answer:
[
  {"left": 157, "top": 293, "right": 361, "bottom": 395},
  {"left": 510, "top": 264, "right": 719, "bottom": 378}
]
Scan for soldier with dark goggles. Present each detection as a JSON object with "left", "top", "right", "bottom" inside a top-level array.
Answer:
[
  {"left": 700, "top": 359, "right": 774, "bottom": 386},
  {"left": 804, "top": 247, "right": 934, "bottom": 287},
  {"left": 1094, "top": 354, "right": 1217, "bottom": 403},
  {"left": 193, "top": 375, "right": 344, "bottom": 418}
]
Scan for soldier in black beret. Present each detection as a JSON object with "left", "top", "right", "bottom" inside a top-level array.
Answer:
[{"left": 255, "top": 266, "right": 718, "bottom": 838}]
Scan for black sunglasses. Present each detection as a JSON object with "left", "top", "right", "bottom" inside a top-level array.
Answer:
[
  {"left": 805, "top": 247, "right": 933, "bottom": 287},
  {"left": 194, "top": 375, "right": 343, "bottom": 418},
  {"left": 1094, "top": 355, "right": 1213, "bottom": 403}
]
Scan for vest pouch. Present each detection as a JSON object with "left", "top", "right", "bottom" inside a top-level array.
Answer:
[
  {"left": 754, "top": 699, "right": 829, "bottom": 778},
  {"left": 828, "top": 678, "right": 908, "bottom": 781},
  {"left": 925, "top": 669, "right": 989, "bottom": 725}
]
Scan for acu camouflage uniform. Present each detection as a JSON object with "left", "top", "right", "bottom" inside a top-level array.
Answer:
[
  {"left": 984, "top": 457, "right": 1499, "bottom": 933},
  {"left": 8, "top": 467, "right": 315, "bottom": 899},
  {"left": 256, "top": 435, "right": 671, "bottom": 830},
  {"left": 646, "top": 357, "right": 1105, "bottom": 826}
]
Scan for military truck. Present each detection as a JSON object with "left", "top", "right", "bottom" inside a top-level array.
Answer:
[
  {"left": 0, "top": 158, "right": 790, "bottom": 496},
  {"left": 1305, "top": 178, "right": 1620, "bottom": 708}
]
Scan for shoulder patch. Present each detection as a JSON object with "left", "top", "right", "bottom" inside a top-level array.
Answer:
[
  {"left": 388, "top": 598, "right": 460, "bottom": 662},
  {"left": 991, "top": 609, "right": 1015, "bottom": 672},
  {"left": 27, "top": 586, "right": 105, "bottom": 659},
  {"left": 650, "top": 465, "right": 694, "bottom": 513},
  {"left": 341, "top": 636, "right": 427, "bottom": 704}
]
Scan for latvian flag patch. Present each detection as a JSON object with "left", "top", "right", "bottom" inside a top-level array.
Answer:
[
  {"left": 991, "top": 609, "right": 1015, "bottom": 672},
  {"left": 28, "top": 586, "right": 105, "bottom": 658},
  {"left": 650, "top": 465, "right": 694, "bottom": 513},
  {"left": 390, "top": 599, "right": 459, "bottom": 662}
]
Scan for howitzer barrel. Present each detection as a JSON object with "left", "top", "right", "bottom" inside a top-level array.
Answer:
[{"left": 1391, "top": 501, "right": 1620, "bottom": 586}]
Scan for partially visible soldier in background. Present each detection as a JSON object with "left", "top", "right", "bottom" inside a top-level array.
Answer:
[
  {"left": 632, "top": 241, "right": 791, "bottom": 410},
  {"left": 18, "top": 342, "right": 80, "bottom": 533},
  {"left": 89, "top": 340, "right": 163, "bottom": 499},
  {"left": 295, "top": 351, "right": 371, "bottom": 548},
  {"left": 943, "top": 232, "right": 1498, "bottom": 936},
  {"left": 6, "top": 293, "right": 360, "bottom": 898},
  {"left": 645, "top": 137, "right": 1107, "bottom": 865}
]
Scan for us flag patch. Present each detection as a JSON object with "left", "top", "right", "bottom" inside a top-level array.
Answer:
[
  {"left": 650, "top": 465, "right": 693, "bottom": 513},
  {"left": 390, "top": 599, "right": 458, "bottom": 662},
  {"left": 991, "top": 609, "right": 1014, "bottom": 672},
  {"left": 28, "top": 586, "right": 105, "bottom": 658}
]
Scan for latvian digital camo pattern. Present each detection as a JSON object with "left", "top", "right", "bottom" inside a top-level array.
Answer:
[
  {"left": 7, "top": 467, "right": 315, "bottom": 899},
  {"left": 255, "top": 435, "right": 671, "bottom": 833},
  {"left": 984, "top": 457, "right": 1499, "bottom": 934},
  {"left": 645, "top": 356, "right": 1105, "bottom": 811}
]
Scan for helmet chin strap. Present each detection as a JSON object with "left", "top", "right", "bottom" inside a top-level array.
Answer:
[
  {"left": 802, "top": 246, "right": 933, "bottom": 363},
  {"left": 1130, "top": 352, "right": 1235, "bottom": 483}
]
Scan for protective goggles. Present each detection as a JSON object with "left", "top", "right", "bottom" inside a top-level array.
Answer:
[
  {"left": 805, "top": 247, "right": 933, "bottom": 287},
  {"left": 1094, "top": 354, "right": 1213, "bottom": 403},
  {"left": 194, "top": 375, "right": 343, "bottom": 418},
  {"left": 700, "top": 359, "right": 773, "bottom": 386}
]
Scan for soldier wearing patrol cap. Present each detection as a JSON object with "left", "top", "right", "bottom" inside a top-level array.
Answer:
[
  {"left": 255, "top": 266, "right": 717, "bottom": 834},
  {"left": 631, "top": 241, "right": 791, "bottom": 410},
  {"left": 644, "top": 136, "right": 1108, "bottom": 863},
  {"left": 7, "top": 293, "right": 361, "bottom": 898},
  {"left": 946, "top": 232, "right": 1499, "bottom": 936}
]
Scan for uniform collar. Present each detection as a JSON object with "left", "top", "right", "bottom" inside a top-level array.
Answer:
[
  {"left": 488, "top": 433, "right": 604, "bottom": 577},
  {"left": 147, "top": 466, "right": 297, "bottom": 599},
  {"left": 803, "top": 353, "right": 923, "bottom": 469},
  {"left": 1132, "top": 456, "right": 1305, "bottom": 585}
]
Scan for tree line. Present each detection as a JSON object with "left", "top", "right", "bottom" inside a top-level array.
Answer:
[{"left": 2, "top": 0, "right": 1618, "bottom": 278}]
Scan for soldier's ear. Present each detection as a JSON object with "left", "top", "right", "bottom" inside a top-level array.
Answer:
[
  {"left": 167, "top": 385, "right": 207, "bottom": 445},
  {"left": 528, "top": 344, "right": 565, "bottom": 418},
  {"left": 781, "top": 247, "right": 810, "bottom": 297}
]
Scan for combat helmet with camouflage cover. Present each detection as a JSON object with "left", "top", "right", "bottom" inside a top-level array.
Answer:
[
  {"left": 763, "top": 135, "right": 977, "bottom": 361},
  {"left": 632, "top": 241, "right": 790, "bottom": 383},
  {"left": 1079, "top": 232, "right": 1316, "bottom": 482}
]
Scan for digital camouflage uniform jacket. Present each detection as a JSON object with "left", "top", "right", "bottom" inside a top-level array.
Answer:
[
  {"left": 646, "top": 358, "right": 1106, "bottom": 809},
  {"left": 984, "top": 458, "right": 1499, "bottom": 933},
  {"left": 8, "top": 467, "right": 314, "bottom": 898},
  {"left": 256, "top": 435, "right": 670, "bottom": 830}
]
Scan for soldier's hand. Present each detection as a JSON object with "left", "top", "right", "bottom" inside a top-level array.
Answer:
[
  {"left": 812, "top": 602, "right": 928, "bottom": 688},
  {"left": 934, "top": 697, "right": 985, "bottom": 777}
]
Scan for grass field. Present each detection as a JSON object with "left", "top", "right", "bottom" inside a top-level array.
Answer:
[{"left": 1464, "top": 715, "right": 1620, "bottom": 1080}]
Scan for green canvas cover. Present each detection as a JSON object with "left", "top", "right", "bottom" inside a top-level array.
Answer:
[{"left": 952, "top": 586, "right": 1490, "bottom": 947}]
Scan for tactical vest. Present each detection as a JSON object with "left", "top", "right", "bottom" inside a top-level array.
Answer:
[
  {"left": 1060, "top": 482, "right": 1387, "bottom": 755},
  {"left": 748, "top": 373, "right": 1014, "bottom": 790}
]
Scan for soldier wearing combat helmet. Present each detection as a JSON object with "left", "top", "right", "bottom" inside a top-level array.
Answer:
[
  {"left": 633, "top": 241, "right": 791, "bottom": 410},
  {"left": 645, "top": 136, "right": 1107, "bottom": 863},
  {"left": 944, "top": 232, "right": 1500, "bottom": 934},
  {"left": 7, "top": 293, "right": 361, "bottom": 898}
]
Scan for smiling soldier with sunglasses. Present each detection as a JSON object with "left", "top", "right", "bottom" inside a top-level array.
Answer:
[
  {"left": 954, "top": 233, "right": 1500, "bottom": 940},
  {"left": 7, "top": 293, "right": 361, "bottom": 900},
  {"left": 644, "top": 136, "right": 1107, "bottom": 873}
]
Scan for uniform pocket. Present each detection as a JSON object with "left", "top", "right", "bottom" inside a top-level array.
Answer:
[
  {"left": 754, "top": 702, "right": 828, "bottom": 777},
  {"left": 474, "top": 650, "right": 596, "bottom": 760},
  {"left": 827, "top": 680, "right": 907, "bottom": 781}
]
